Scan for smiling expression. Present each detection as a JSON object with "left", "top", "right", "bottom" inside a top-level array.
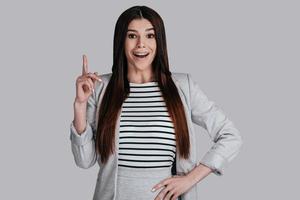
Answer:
[{"left": 124, "top": 18, "right": 157, "bottom": 71}]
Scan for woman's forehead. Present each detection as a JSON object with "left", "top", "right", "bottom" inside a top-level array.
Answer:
[{"left": 127, "top": 19, "right": 154, "bottom": 31}]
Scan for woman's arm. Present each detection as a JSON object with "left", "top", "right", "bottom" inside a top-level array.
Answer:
[
  {"left": 185, "top": 163, "right": 213, "bottom": 185},
  {"left": 70, "top": 94, "right": 98, "bottom": 169},
  {"left": 73, "top": 101, "right": 88, "bottom": 134},
  {"left": 187, "top": 73, "right": 243, "bottom": 176}
]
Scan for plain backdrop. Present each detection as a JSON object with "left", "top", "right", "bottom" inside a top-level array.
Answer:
[{"left": 0, "top": 0, "right": 299, "bottom": 199}]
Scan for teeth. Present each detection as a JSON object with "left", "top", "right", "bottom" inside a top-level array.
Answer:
[{"left": 134, "top": 52, "right": 149, "bottom": 56}]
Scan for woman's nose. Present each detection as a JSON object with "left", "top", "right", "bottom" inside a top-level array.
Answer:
[{"left": 137, "top": 37, "right": 145, "bottom": 48}]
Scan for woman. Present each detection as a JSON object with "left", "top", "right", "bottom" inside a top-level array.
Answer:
[{"left": 70, "top": 5, "right": 243, "bottom": 200}]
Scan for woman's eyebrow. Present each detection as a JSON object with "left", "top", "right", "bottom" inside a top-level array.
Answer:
[{"left": 127, "top": 27, "right": 154, "bottom": 32}]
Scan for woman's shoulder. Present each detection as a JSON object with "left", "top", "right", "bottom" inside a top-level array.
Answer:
[
  {"left": 92, "top": 72, "right": 112, "bottom": 102},
  {"left": 171, "top": 71, "right": 189, "bottom": 82},
  {"left": 95, "top": 71, "right": 192, "bottom": 88},
  {"left": 93, "top": 72, "right": 112, "bottom": 89},
  {"left": 97, "top": 72, "right": 189, "bottom": 82},
  {"left": 99, "top": 72, "right": 112, "bottom": 82}
]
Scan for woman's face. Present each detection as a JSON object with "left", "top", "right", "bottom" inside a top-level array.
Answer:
[{"left": 125, "top": 18, "right": 157, "bottom": 71}]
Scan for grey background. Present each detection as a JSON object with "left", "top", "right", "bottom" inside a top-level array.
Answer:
[{"left": 0, "top": 0, "right": 299, "bottom": 199}]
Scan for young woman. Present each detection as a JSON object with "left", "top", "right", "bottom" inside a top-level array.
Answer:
[{"left": 70, "top": 5, "right": 243, "bottom": 200}]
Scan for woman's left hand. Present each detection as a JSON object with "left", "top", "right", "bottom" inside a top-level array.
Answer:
[{"left": 152, "top": 174, "right": 195, "bottom": 200}]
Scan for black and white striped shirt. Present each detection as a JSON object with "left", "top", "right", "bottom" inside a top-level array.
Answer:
[{"left": 118, "top": 81, "right": 176, "bottom": 169}]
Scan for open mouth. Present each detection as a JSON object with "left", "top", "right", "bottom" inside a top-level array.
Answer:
[{"left": 133, "top": 52, "right": 150, "bottom": 58}]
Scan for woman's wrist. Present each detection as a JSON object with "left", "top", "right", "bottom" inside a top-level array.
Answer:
[
  {"left": 73, "top": 100, "right": 88, "bottom": 135},
  {"left": 186, "top": 163, "right": 213, "bottom": 185},
  {"left": 74, "top": 99, "right": 87, "bottom": 108}
]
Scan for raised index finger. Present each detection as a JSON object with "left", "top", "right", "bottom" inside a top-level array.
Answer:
[{"left": 82, "top": 54, "right": 89, "bottom": 75}]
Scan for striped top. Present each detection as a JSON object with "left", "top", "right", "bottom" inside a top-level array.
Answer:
[{"left": 118, "top": 81, "right": 176, "bottom": 169}]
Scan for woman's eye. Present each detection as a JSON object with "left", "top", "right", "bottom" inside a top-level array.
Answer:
[
  {"left": 147, "top": 33, "right": 155, "bottom": 38},
  {"left": 128, "top": 34, "right": 136, "bottom": 39}
]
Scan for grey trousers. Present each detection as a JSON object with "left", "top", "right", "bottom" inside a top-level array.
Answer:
[{"left": 115, "top": 166, "right": 179, "bottom": 200}]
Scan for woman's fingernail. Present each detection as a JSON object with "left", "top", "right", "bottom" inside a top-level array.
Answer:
[
  {"left": 92, "top": 88, "right": 95, "bottom": 93},
  {"left": 151, "top": 188, "right": 156, "bottom": 192},
  {"left": 98, "top": 78, "right": 102, "bottom": 82}
]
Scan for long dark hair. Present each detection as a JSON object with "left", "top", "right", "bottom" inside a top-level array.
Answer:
[{"left": 96, "top": 5, "right": 190, "bottom": 164}]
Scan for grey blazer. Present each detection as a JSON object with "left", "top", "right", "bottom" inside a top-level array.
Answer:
[{"left": 70, "top": 72, "right": 243, "bottom": 200}]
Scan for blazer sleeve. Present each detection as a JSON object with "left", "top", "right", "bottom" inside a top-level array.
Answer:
[
  {"left": 187, "top": 73, "right": 243, "bottom": 176},
  {"left": 69, "top": 92, "right": 98, "bottom": 169}
]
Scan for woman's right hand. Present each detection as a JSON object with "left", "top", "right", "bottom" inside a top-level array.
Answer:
[{"left": 75, "top": 54, "right": 102, "bottom": 104}]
